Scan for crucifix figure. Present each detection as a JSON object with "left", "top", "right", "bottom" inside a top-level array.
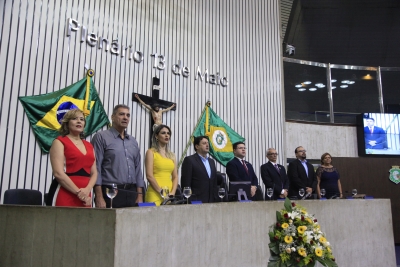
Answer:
[
  {"left": 134, "top": 94, "right": 176, "bottom": 130},
  {"left": 132, "top": 77, "right": 176, "bottom": 131}
]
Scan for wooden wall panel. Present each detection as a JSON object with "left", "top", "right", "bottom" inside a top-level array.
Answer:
[{"left": 334, "top": 157, "right": 400, "bottom": 243}]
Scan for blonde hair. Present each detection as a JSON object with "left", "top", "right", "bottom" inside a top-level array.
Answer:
[
  {"left": 59, "top": 109, "right": 85, "bottom": 138},
  {"left": 151, "top": 124, "right": 175, "bottom": 161}
]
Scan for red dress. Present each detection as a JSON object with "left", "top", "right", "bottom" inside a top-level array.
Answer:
[{"left": 53, "top": 136, "right": 95, "bottom": 207}]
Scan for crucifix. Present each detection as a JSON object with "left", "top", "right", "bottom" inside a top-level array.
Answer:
[{"left": 132, "top": 77, "right": 176, "bottom": 133}]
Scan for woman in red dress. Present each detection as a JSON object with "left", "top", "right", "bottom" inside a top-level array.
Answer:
[{"left": 50, "top": 109, "right": 97, "bottom": 207}]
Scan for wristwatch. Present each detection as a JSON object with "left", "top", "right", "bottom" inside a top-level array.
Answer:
[{"left": 159, "top": 189, "right": 164, "bottom": 196}]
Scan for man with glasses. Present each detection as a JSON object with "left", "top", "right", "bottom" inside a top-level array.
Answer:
[
  {"left": 287, "top": 146, "right": 317, "bottom": 199},
  {"left": 226, "top": 142, "right": 262, "bottom": 201},
  {"left": 260, "top": 148, "right": 289, "bottom": 200}
]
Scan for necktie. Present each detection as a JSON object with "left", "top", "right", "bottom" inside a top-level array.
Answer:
[
  {"left": 274, "top": 164, "right": 280, "bottom": 174},
  {"left": 242, "top": 160, "right": 249, "bottom": 174},
  {"left": 370, "top": 127, "right": 373, "bottom": 134}
]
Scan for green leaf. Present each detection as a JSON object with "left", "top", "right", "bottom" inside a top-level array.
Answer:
[
  {"left": 268, "top": 260, "right": 279, "bottom": 267},
  {"left": 269, "top": 231, "right": 275, "bottom": 240},
  {"left": 284, "top": 197, "right": 293, "bottom": 212},
  {"left": 269, "top": 244, "right": 280, "bottom": 255},
  {"left": 276, "top": 210, "right": 283, "bottom": 221}
]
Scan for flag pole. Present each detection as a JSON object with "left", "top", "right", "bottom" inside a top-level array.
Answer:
[
  {"left": 177, "top": 101, "right": 211, "bottom": 169},
  {"left": 83, "top": 69, "right": 95, "bottom": 116}
]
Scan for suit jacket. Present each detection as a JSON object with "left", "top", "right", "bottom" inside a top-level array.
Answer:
[
  {"left": 260, "top": 161, "right": 289, "bottom": 200},
  {"left": 364, "top": 126, "right": 386, "bottom": 149},
  {"left": 181, "top": 153, "right": 218, "bottom": 203},
  {"left": 287, "top": 159, "right": 317, "bottom": 199},
  {"left": 226, "top": 158, "right": 261, "bottom": 201}
]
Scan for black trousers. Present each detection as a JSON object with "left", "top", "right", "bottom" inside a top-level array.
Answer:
[{"left": 101, "top": 185, "right": 138, "bottom": 208}]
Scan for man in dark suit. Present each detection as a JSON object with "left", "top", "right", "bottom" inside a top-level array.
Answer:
[
  {"left": 260, "top": 148, "right": 289, "bottom": 200},
  {"left": 364, "top": 117, "right": 386, "bottom": 149},
  {"left": 226, "top": 142, "right": 261, "bottom": 201},
  {"left": 181, "top": 136, "right": 218, "bottom": 203},
  {"left": 287, "top": 146, "right": 317, "bottom": 199}
]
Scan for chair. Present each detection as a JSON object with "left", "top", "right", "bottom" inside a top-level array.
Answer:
[{"left": 3, "top": 189, "right": 43, "bottom": 205}]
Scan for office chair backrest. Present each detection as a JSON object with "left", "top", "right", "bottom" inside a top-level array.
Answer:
[{"left": 3, "top": 189, "right": 43, "bottom": 205}]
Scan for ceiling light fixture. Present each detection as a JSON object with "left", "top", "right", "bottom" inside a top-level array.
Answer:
[
  {"left": 303, "top": 81, "right": 312, "bottom": 84},
  {"left": 295, "top": 84, "right": 303, "bottom": 88},
  {"left": 298, "top": 88, "right": 306, "bottom": 91},
  {"left": 340, "top": 85, "right": 348, "bottom": 88},
  {"left": 309, "top": 88, "right": 317, "bottom": 91}
]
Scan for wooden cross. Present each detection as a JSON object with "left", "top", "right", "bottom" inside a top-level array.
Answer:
[{"left": 132, "top": 77, "right": 176, "bottom": 136}]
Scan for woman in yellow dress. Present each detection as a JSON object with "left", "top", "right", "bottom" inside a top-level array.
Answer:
[{"left": 145, "top": 125, "right": 178, "bottom": 206}]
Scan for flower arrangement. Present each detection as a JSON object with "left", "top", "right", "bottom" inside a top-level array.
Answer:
[{"left": 268, "top": 198, "right": 338, "bottom": 267}]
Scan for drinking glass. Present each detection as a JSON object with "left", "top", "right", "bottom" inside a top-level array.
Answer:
[
  {"left": 218, "top": 188, "right": 226, "bottom": 201},
  {"left": 320, "top": 188, "right": 326, "bottom": 198},
  {"left": 161, "top": 186, "right": 169, "bottom": 199},
  {"left": 299, "top": 188, "right": 305, "bottom": 198},
  {"left": 266, "top": 188, "right": 273, "bottom": 200},
  {"left": 352, "top": 189, "right": 357, "bottom": 197},
  {"left": 106, "top": 183, "right": 118, "bottom": 208},
  {"left": 183, "top": 187, "right": 192, "bottom": 204}
]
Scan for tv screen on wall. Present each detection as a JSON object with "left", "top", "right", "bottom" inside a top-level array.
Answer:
[{"left": 357, "top": 113, "right": 400, "bottom": 157}]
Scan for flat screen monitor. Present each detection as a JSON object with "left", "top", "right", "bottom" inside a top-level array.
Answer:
[
  {"left": 357, "top": 113, "right": 400, "bottom": 157},
  {"left": 228, "top": 181, "right": 251, "bottom": 201}
]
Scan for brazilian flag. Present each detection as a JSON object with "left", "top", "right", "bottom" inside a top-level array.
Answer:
[
  {"left": 192, "top": 105, "right": 245, "bottom": 166},
  {"left": 19, "top": 70, "right": 110, "bottom": 153}
]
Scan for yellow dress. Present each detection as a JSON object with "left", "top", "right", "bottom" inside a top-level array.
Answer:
[{"left": 145, "top": 149, "right": 175, "bottom": 206}]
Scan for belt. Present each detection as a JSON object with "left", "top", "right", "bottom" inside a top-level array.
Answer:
[{"left": 116, "top": 183, "right": 136, "bottom": 190}]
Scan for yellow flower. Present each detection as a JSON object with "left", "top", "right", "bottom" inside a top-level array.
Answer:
[
  {"left": 327, "top": 247, "right": 332, "bottom": 253},
  {"left": 282, "top": 223, "right": 289, "bottom": 229},
  {"left": 301, "top": 209, "right": 307, "bottom": 214},
  {"left": 297, "top": 225, "right": 307, "bottom": 234},
  {"left": 306, "top": 218, "right": 313, "bottom": 224},
  {"left": 284, "top": 235, "right": 293, "bottom": 244},
  {"left": 319, "top": 236, "right": 327, "bottom": 243},
  {"left": 298, "top": 247, "right": 307, "bottom": 257},
  {"left": 315, "top": 247, "right": 323, "bottom": 257}
]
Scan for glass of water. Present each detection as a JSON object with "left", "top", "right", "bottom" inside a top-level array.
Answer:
[
  {"left": 266, "top": 188, "right": 273, "bottom": 200},
  {"left": 299, "top": 188, "right": 305, "bottom": 198},
  {"left": 218, "top": 188, "right": 226, "bottom": 201},
  {"left": 161, "top": 186, "right": 169, "bottom": 200},
  {"left": 106, "top": 183, "right": 118, "bottom": 208},
  {"left": 352, "top": 189, "right": 357, "bottom": 197},
  {"left": 183, "top": 187, "right": 192, "bottom": 204},
  {"left": 320, "top": 188, "right": 326, "bottom": 198}
]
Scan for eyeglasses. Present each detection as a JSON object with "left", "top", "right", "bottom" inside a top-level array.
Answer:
[
  {"left": 297, "top": 150, "right": 306, "bottom": 153},
  {"left": 267, "top": 153, "right": 278, "bottom": 156}
]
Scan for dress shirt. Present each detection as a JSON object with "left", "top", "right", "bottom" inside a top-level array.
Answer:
[
  {"left": 91, "top": 127, "right": 144, "bottom": 187},
  {"left": 269, "top": 161, "right": 285, "bottom": 194},
  {"left": 299, "top": 159, "right": 309, "bottom": 177},
  {"left": 198, "top": 153, "right": 211, "bottom": 178}
]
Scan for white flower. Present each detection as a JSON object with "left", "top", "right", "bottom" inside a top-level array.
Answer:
[
  {"left": 292, "top": 232, "right": 295, "bottom": 236},
  {"left": 326, "top": 242, "right": 330, "bottom": 246},
  {"left": 286, "top": 247, "right": 291, "bottom": 254},
  {"left": 288, "top": 211, "right": 299, "bottom": 219},
  {"left": 304, "top": 231, "right": 314, "bottom": 243},
  {"left": 289, "top": 219, "right": 293, "bottom": 224},
  {"left": 291, "top": 247, "right": 296, "bottom": 252}
]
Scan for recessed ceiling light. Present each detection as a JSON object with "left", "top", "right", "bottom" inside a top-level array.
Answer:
[
  {"left": 341, "top": 80, "right": 350, "bottom": 84},
  {"left": 331, "top": 79, "right": 337, "bottom": 83},
  {"left": 348, "top": 81, "right": 355, "bottom": 84},
  {"left": 298, "top": 88, "right": 306, "bottom": 91},
  {"left": 295, "top": 84, "right": 303, "bottom": 88},
  {"left": 309, "top": 88, "right": 317, "bottom": 91},
  {"left": 332, "top": 86, "right": 336, "bottom": 89},
  {"left": 315, "top": 83, "right": 323, "bottom": 87},
  {"left": 340, "top": 85, "right": 348, "bottom": 88},
  {"left": 303, "top": 81, "right": 312, "bottom": 85},
  {"left": 319, "top": 85, "right": 325, "bottom": 88}
]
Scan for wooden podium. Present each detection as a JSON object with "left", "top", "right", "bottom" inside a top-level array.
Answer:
[{"left": 0, "top": 200, "right": 396, "bottom": 267}]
